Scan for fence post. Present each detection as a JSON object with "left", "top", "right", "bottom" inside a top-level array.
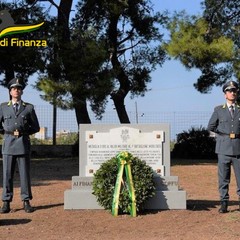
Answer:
[{"left": 52, "top": 104, "right": 57, "bottom": 145}]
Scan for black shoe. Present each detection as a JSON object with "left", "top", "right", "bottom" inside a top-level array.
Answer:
[
  {"left": 0, "top": 201, "right": 10, "bottom": 214},
  {"left": 23, "top": 201, "right": 34, "bottom": 213},
  {"left": 219, "top": 201, "right": 228, "bottom": 213}
]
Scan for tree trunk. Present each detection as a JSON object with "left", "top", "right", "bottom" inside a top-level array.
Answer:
[
  {"left": 57, "top": 0, "right": 92, "bottom": 126},
  {"left": 73, "top": 99, "right": 91, "bottom": 125},
  {"left": 108, "top": 15, "right": 131, "bottom": 123},
  {"left": 111, "top": 91, "right": 130, "bottom": 123},
  {"left": 57, "top": 0, "right": 73, "bottom": 41}
]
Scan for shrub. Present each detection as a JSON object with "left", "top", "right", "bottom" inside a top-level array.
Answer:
[
  {"left": 92, "top": 154, "right": 156, "bottom": 214},
  {"left": 56, "top": 132, "right": 78, "bottom": 145},
  {"left": 171, "top": 126, "right": 216, "bottom": 159}
]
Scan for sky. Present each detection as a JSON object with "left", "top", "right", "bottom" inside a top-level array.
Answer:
[{"left": 0, "top": 0, "right": 226, "bottom": 114}]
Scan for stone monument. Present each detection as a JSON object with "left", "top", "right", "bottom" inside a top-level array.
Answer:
[{"left": 64, "top": 124, "right": 186, "bottom": 210}]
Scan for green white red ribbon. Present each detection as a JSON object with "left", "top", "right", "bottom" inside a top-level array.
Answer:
[{"left": 112, "top": 151, "right": 137, "bottom": 217}]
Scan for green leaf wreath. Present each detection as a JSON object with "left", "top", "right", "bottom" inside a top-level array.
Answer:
[{"left": 92, "top": 154, "right": 156, "bottom": 214}]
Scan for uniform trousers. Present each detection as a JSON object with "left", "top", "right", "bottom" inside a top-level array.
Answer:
[
  {"left": 2, "top": 154, "right": 32, "bottom": 202},
  {"left": 218, "top": 154, "right": 240, "bottom": 201}
]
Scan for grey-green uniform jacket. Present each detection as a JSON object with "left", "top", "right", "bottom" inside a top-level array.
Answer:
[
  {"left": 207, "top": 103, "right": 240, "bottom": 155},
  {"left": 0, "top": 101, "right": 40, "bottom": 155}
]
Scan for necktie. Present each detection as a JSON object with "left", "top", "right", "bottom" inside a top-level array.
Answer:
[
  {"left": 230, "top": 105, "right": 234, "bottom": 118},
  {"left": 14, "top": 103, "right": 19, "bottom": 113}
]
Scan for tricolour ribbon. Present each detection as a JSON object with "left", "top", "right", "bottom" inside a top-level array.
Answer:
[{"left": 112, "top": 151, "right": 136, "bottom": 217}]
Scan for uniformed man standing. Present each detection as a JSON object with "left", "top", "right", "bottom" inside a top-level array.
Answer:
[
  {"left": 0, "top": 78, "right": 40, "bottom": 213},
  {"left": 208, "top": 80, "right": 240, "bottom": 213}
]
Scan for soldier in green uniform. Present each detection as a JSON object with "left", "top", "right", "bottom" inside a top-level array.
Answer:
[
  {"left": 208, "top": 80, "right": 240, "bottom": 213},
  {"left": 0, "top": 78, "right": 40, "bottom": 213}
]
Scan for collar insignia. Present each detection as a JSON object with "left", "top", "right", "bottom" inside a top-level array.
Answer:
[{"left": 223, "top": 103, "right": 240, "bottom": 109}]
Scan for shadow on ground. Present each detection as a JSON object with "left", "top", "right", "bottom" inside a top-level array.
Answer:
[
  {"left": 187, "top": 199, "right": 239, "bottom": 211},
  {"left": 0, "top": 218, "right": 32, "bottom": 226}
]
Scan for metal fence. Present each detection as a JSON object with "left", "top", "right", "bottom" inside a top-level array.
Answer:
[{"left": 34, "top": 105, "right": 212, "bottom": 141}]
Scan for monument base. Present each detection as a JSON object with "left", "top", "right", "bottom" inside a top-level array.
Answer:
[
  {"left": 144, "top": 190, "right": 186, "bottom": 209},
  {"left": 64, "top": 175, "right": 187, "bottom": 210},
  {"left": 64, "top": 189, "right": 186, "bottom": 210},
  {"left": 64, "top": 189, "right": 103, "bottom": 209}
]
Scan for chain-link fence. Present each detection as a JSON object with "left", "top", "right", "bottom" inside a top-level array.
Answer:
[{"left": 34, "top": 105, "right": 212, "bottom": 141}]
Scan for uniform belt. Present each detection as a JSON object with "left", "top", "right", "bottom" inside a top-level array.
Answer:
[
  {"left": 4, "top": 130, "right": 27, "bottom": 137},
  {"left": 218, "top": 133, "right": 240, "bottom": 139}
]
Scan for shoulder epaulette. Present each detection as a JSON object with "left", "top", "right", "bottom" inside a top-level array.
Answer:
[
  {"left": 1, "top": 101, "right": 10, "bottom": 106},
  {"left": 22, "top": 102, "right": 33, "bottom": 106},
  {"left": 214, "top": 104, "right": 225, "bottom": 110}
]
